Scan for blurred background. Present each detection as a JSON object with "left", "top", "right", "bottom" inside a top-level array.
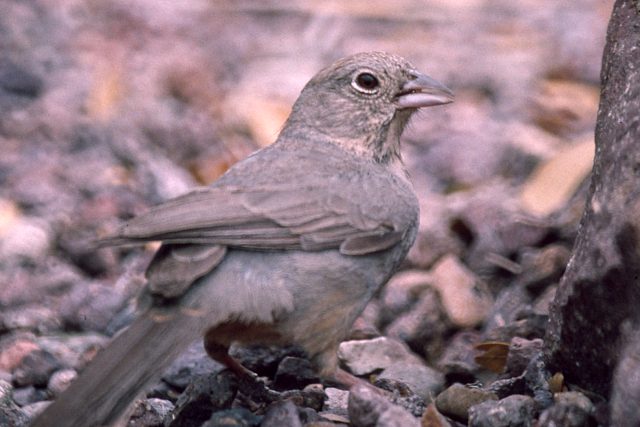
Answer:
[{"left": 0, "top": 0, "right": 613, "bottom": 417}]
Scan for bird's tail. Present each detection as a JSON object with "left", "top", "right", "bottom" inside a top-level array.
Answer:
[{"left": 31, "top": 310, "right": 203, "bottom": 427}]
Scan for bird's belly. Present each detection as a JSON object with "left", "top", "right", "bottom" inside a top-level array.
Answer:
[{"left": 181, "top": 241, "right": 411, "bottom": 359}]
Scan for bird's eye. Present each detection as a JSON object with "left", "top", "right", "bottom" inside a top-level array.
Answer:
[{"left": 352, "top": 72, "right": 380, "bottom": 93}]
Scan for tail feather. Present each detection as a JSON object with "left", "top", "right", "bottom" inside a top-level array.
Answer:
[{"left": 31, "top": 311, "right": 202, "bottom": 427}]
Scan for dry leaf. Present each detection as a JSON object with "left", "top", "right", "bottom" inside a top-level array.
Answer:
[
  {"left": 519, "top": 137, "right": 594, "bottom": 217},
  {"left": 474, "top": 341, "right": 510, "bottom": 373},
  {"left": 548, "top": 372, "right": 565, "bottom": 393}
]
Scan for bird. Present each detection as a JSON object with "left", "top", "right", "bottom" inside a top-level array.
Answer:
[{"left": 31, "top": 51, "right": 453, "bottom": 427}]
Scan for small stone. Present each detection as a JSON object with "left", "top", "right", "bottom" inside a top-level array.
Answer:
[
  {"left": 505, "top": 338, "right": 544, "bottom": 376},
  {"left": 338, "top": 337, "right": 423, "bottom": 376},
  {"left": 12, "top": 385, "right": 48, "bottom": 406},
  {"left": 37, "top": 333, "right": 108, "bottom": 372},
  {"left": 13, "top": 349, "right": 60, "bottom": 387},
  {"left": 0, "top": 335, "right": 39, "bottom": 371},
  {"left": 373, "top": 378, "right": 426, "bottom": 417},
  {"left": 59, "top": 282, "right": 128, "bottom": 334},
  {"left": 468, "top": 394, "right": 536, "bottom": 427},
  {"left": 322, "top": 387, "right": 349, "bottom": 417},
  {"left": 0, "top": 60, "right": 43, "bottom": 98},
  {"left": 537, "top": 391, "right": 595, "bottom": 427},
  {"left": 163, "top": 341, "right": 224, "bottom": 389},
  {"left": 0, "top": 306, "right": 61, "bottom": 334},
  {"left": 229, "top": 344, "right": 306, "bottom": 378},
  {"left": 376, "top": 404, "right": 421, "bottom": 427},
  {"left": 261, "top": 400, "right": 302, "bottom": 427},
  {"left": 429, "top": 255, "right": 493, "bottom": 327},
  {"left": 376, "top": 362, "right": 444, "bottom": 403},
  {"left": 348, "top": 383, "right": 419, "bottom": 427},
  {"left": 435, "top": 383, "right": 498, "bottom": 422},
  {"left": 437, "top": 331, "right": 481, "bottom": 383},
  {"left": 168, "top": 371, "right": 238, "bottom": 427},
  {"left": 384, "top": 287, "right": 449, "bottom": 362},
  {"left": 299, "top": 383, "right": 326, "bottom": 412},
  {"left": 128, "top": 398, "right": 174, "bottom": 427},
  {"left": 0, "top": 218, "right": 51, "bottom": 260},
  {"left": 379, "top": 270, "right": 432, "bottom": 321},
  {"left": 47, "top": 369, "right": 77, "bottom": 396},
  {"left": 203, "top": 408, "right": 261, "bottom": 427},
  {"left": 273, "top": 356, "right": 319, "bottom": 390}
]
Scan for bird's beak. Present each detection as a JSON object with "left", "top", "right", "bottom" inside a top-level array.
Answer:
[{"left": 395, "top": 72, "right": 454, "bottom": 109}]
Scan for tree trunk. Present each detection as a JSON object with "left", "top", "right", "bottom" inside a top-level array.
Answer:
[{"left": 544, "top": 0, "right": 640, "bottom": 399}]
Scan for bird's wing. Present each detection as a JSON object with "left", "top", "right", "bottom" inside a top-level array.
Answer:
[{"left": 99, "top": 181, "right": 409, "bottom": 256}]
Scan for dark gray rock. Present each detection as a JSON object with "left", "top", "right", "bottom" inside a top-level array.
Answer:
[
  {"left": 273, "top": 356, "right": 319, "bottom": 391},
  {"left": 437, "top": 331, "right": 480, "bottom": 383},
  {"left": 168, "top": 371, "right": 237, "bottom": 427},
  {"left": 162, "top": 342, "right": 224, "bottom": 390},
  {"left": 468, "top": 394, "right": 536, "bottom": 427},
  {"left": 59, "top": 282, "right": 128, "bottom": 334},
  {"left": 12, "top": 349, "right": 60, "bottom": 387},
  {"left": 229, "top": 345, "right": 306, "bottom": 379},
  {"left": 523, "top": 352, "right": 553, "bottom": 410},
  {"left": 545, "top": 0, "right": 640, "bottom": 397},
  {"left": 505, "top": 338, "right": 544, "bottom": 376}
]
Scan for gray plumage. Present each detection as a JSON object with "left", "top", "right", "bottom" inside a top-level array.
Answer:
[{"left": 32, "top": 51, "right": 453, "bottom": 427}]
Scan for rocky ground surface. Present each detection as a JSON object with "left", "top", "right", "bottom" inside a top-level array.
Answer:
[{"left": 0, "top": 0, "right": 613, "bottom": 426}]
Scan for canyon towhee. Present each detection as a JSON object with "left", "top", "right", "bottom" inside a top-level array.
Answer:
[{"left": 32, "top": 52, "right": 453, "bottom": 426}]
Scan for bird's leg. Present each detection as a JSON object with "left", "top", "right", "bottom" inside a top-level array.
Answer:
[{"left": 204, "top": 337, "right": 282, "bottom": 402}]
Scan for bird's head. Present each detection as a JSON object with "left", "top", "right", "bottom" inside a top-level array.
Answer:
[{"left": 280, "top": 52, "right": 454, "bottom": 163}]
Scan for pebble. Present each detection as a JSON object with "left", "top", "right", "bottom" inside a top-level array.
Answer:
[
  {"left": 260, "top": 400, "right": 302, "bottom": 427},
  {"left": 435, "top": 383, "right": 498, "bottom": 422},
  {"left": 429, "top": 254, "right": 493, "bottom": 327},
  {"left": 129, "top": 398, "right": 175, "bottom": 427},
  {"left": 12, "top": 349, "right": 61, "bottom": 387},
  {"left": 0, "top": 217, "right": 52, "bottom": 260},
  {"left": 162, "top": 341, "right": 224, "bottom": 390},
  {"left": 338, "top": 337, "right": 424, "bottom": 376},
  {"left": 376, "top": 362, "right": 444, "bottom": 403},
  {"left": 505, "top": 338, "right": 544, "bottom": 376},
  {"left": 384, "top": 288, "right": 449, "bottom": 362},
  {"left": 468, "top": 394, "right": 536, "bottom": 427},
  {"left": 47, "top": 369, "right": 77, "bottom": 396},
  {"left": 273, "top": 356, "right": 319, "bottom": 390},
  {"left": 348, "top": 383, "right": 419, "bottom": 427},
  {"left": 203, "top": 407, "right": 261, "bottom": 427},
  {"left": 322, "top": 387, "right": 349, "bottom": 417},
  {"left": 169, "top": 371, "right": 238, "bottom": 427},
  {"left": 537, "top": 391, "right": 595, "bottom": 427}
]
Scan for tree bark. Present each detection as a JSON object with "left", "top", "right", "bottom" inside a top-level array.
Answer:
[{"left": 544, "top": 0, "right": 640, "bottom": 398}]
